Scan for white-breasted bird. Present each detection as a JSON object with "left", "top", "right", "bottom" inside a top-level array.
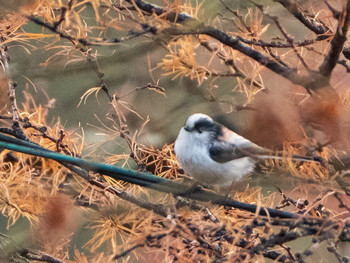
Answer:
[{"left": 174, "top": 113, "right": 321, "bottom": 189}]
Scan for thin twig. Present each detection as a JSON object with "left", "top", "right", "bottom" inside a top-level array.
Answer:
[
  {"left": 219, "top": 0, "right": 251, "bottom": 33},
  {"left": 1, "top": 131, "right": 350, "bottom": 236},
  {"left": 251, "top": 0, "right": 310, "bottom": 71},
  {"left": 0, "top": 42, "right": 19, "bottom": 121},
  {"left": 326, "top": 239, "right": 348, "bottom": 263},
  {"left": 324, "top": 0, "right": 341, "bottom": 19},
  {"left": 85, "top": 50, "right": 113, "bottom": 101},
  {"left": 53, "top": 0, "right": 74, "bottom": 31},
  {"left": 199, "top": 40, "right": 265, "bottom": 90},
  {"left": 113, "top": 243, "right": 144, "bottom": 259},
  {"left": 319, "top": 1, "right": 350, "bottom": 77},
  {"left": 274, "top": 0, "right": 331, "bottom": 38},
  {"left": 19, "top": 249, "right": 64, "bottom": 263},
  {"left": 28, "top": 16, "right": 114, "bottom": 101},
  {"left": 126, "top": 0, "right": 331, "bottom": 92},
  {"left": 334, "top": 192, "right": 350, "bottom": 213},
  {"left": 90, "top": 179, "right": 169, "bottom": 217}
]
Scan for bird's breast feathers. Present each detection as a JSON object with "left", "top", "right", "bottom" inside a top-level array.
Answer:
[{"left": 175, "top": 130, "right": 256, "bottom": 185}]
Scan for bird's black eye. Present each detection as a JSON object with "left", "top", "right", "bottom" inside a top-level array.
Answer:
[{"left": 197, "top": 128, "right": 202, "bottom": 134}]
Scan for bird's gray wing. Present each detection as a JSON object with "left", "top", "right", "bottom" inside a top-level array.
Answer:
[{"left": 209, "top": 140, "right": 270, "bottom": 163}]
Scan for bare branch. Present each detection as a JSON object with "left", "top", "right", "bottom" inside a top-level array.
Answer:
[
  {"left": 28, "top": 16, "right": 114, "bottom": 101},
  {"left": 52, "top": 0, "right": 74, "bottom": 31},
  {"left": 127, "top": 0, "right": 335, "bottom": 92},
  {"left": 326, "top": 239, "right": 349, "bottom": 263},
  {"left": 0, "top": 43, "right": 19, "bottom": 121},
  {"left": 199, "top": 40, "right": 265, "bottom": 90},
  {"left": 251, "top": 1, "right": 310, "bottom": 71},
  {"left": 324, "top": 0, "right": 341, "bottom": 19},
  {"left": 274, "top": 0, "right": 331, "bottom": 39},
  {"left": 319, "top": 1, "right": 350, "bottom": 77},
  {"left": 19, "top": 249, "right": 64, "bottom": 263},
  {"left": 334, "top": 192, "right": 350, "bottom": 212},
  {"left": 89, "top": 179, "right": 169, "bottom": 217},
  {"left": 113, "top": 243, "right": 144, "bottom": 260}
]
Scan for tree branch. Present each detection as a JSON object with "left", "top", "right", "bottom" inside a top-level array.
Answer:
[
  {"left": 19, "top": 249, "right": 64, "bottom": 263},
  {"left": 127, "top": 0, "right": 333, "bottom": 92},
  {"left": 0, "top": 42, "right": 19, "bottom": 121},
  {"left": 274, "top": 0, "right": 331, "bottom": 39},
  {"left": 0, "top": 132, "right": 310, "bottom": 219},
  {"left": 28, "top": 16, "right": 114, "bottom": 101},
  {"left": 319, "top": 1, "right": 350, "bottom": 77}
]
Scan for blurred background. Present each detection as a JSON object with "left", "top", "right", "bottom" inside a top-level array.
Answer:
[
  {"left": 3, "top": 0, "right": 330, "bottom": 153},
  {"left": 0, "top": 0, "right": 349, "bottom": 260}
]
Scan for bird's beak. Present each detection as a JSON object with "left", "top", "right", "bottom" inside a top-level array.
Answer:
[{"left": 184, "top": 126, "right": 191, "bottom": 132}]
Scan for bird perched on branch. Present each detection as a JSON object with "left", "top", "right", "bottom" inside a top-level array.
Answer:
[{"left": 174, "top": 113, "right": 322, "bottom": 190}]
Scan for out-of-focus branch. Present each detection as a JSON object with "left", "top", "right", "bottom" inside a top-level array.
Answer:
[
  {"left": 128, "top": 1, "right": 294, "bottom": 77},
  {"left": 28, "top": 16, "right": 76, "bottom": 44},
  {"left": 0, "top": 114, "right": 75, "bottom": 156},
  {"left": 53, "top": 0, "right": 74, "bottom": 31},
  {"left": 199, "top": 40, "right": 265, "bottom": 90},
  {"left": 251, "top": 1, "right": 310, "bottom": 71},
  {"left": 2, "top": 128, "right": 350, "bottom": 252},
  {"left": 19, "top": 249, "right": 64, "bottom": 263},
  {"left": 334, "top": 192, "right": 350, "bottom": 212},
  {"left": 326, "top": 239, "right": 349, "bottom": 263},
  {"left": 0, "top": 132, "right": 321, "bottom": 220},
  {"left": 30, "top": 1, "right": 342, "bottom": 92},
  {"left": 319, "top": 1, "right": 350, "bottom": 77},
  {"left": 126, "top": 0, "right": 334, "bottom": 92},
  {"left": 125, "top": 0, "right": 192, "bottom": 22},
  {"left": 113, "top": 243, "right": 144, "bottom": 260},
  {"left": 113, "top": 213, "right": 345, "bottom": 262},
  {"left": 89, "top": 179, "right": 169, "bottom": 217},
  {"left": 28, "top": 16, "right": 114, "bottom": 101},
  {"left": 237, "top": 36, "right": 316, "bottom": 48},
  {"left": 161, "top": 24, "right": 331, "bottom": 91},
  {"left": 0, "top": 43, "right": 19, "bottom": 121},
  {"left": 28, "top": 15, "right": 156, "bottom": 47},
  {"left": 219, "top": 0, "right": 321, "bottom": 49},
  {"left": 273, "top": 0, "right": 331, "bottom": 39},
  {"left": 324, "top": 0, "right": 341, "bottom": 19},
  {"left": 0, "top": 233, "right": 64, "bottom": 263},
  {"left": 114, "top": 221, "right": 292, "bottom": 262},
  {"left": 334, "top": 175, "right": 350, "bottom": 196},
  {"left": 0, "top": 124, "right": 171, "bottom": 216}
]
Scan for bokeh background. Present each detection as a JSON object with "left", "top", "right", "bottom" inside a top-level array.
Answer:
[
  {"left": 4, "top": 0, "right": 324, "bottom": 148},
  {"left": 0, "top": 0, "right": 349, "bottom": 261}
]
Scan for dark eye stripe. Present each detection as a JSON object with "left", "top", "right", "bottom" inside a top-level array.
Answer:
[
  {"left": 194, "top": 119, "right": 214, "bottom": 130},
  {"left": 193, "top": 118, "right": 223, "bottom": 138}
]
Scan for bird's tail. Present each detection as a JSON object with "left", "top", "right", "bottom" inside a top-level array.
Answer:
[{"left": 258, "top": 154, "right": 326, "bottom": 166}]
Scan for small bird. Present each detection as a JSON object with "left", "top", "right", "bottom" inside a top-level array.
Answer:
[{"left": 174, "top": 113, "right": 321, "bottom": 190}]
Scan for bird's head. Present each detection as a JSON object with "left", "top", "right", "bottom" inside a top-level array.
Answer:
[{"left": 182, "top": 113, "right": 223, "bottom": 145}]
